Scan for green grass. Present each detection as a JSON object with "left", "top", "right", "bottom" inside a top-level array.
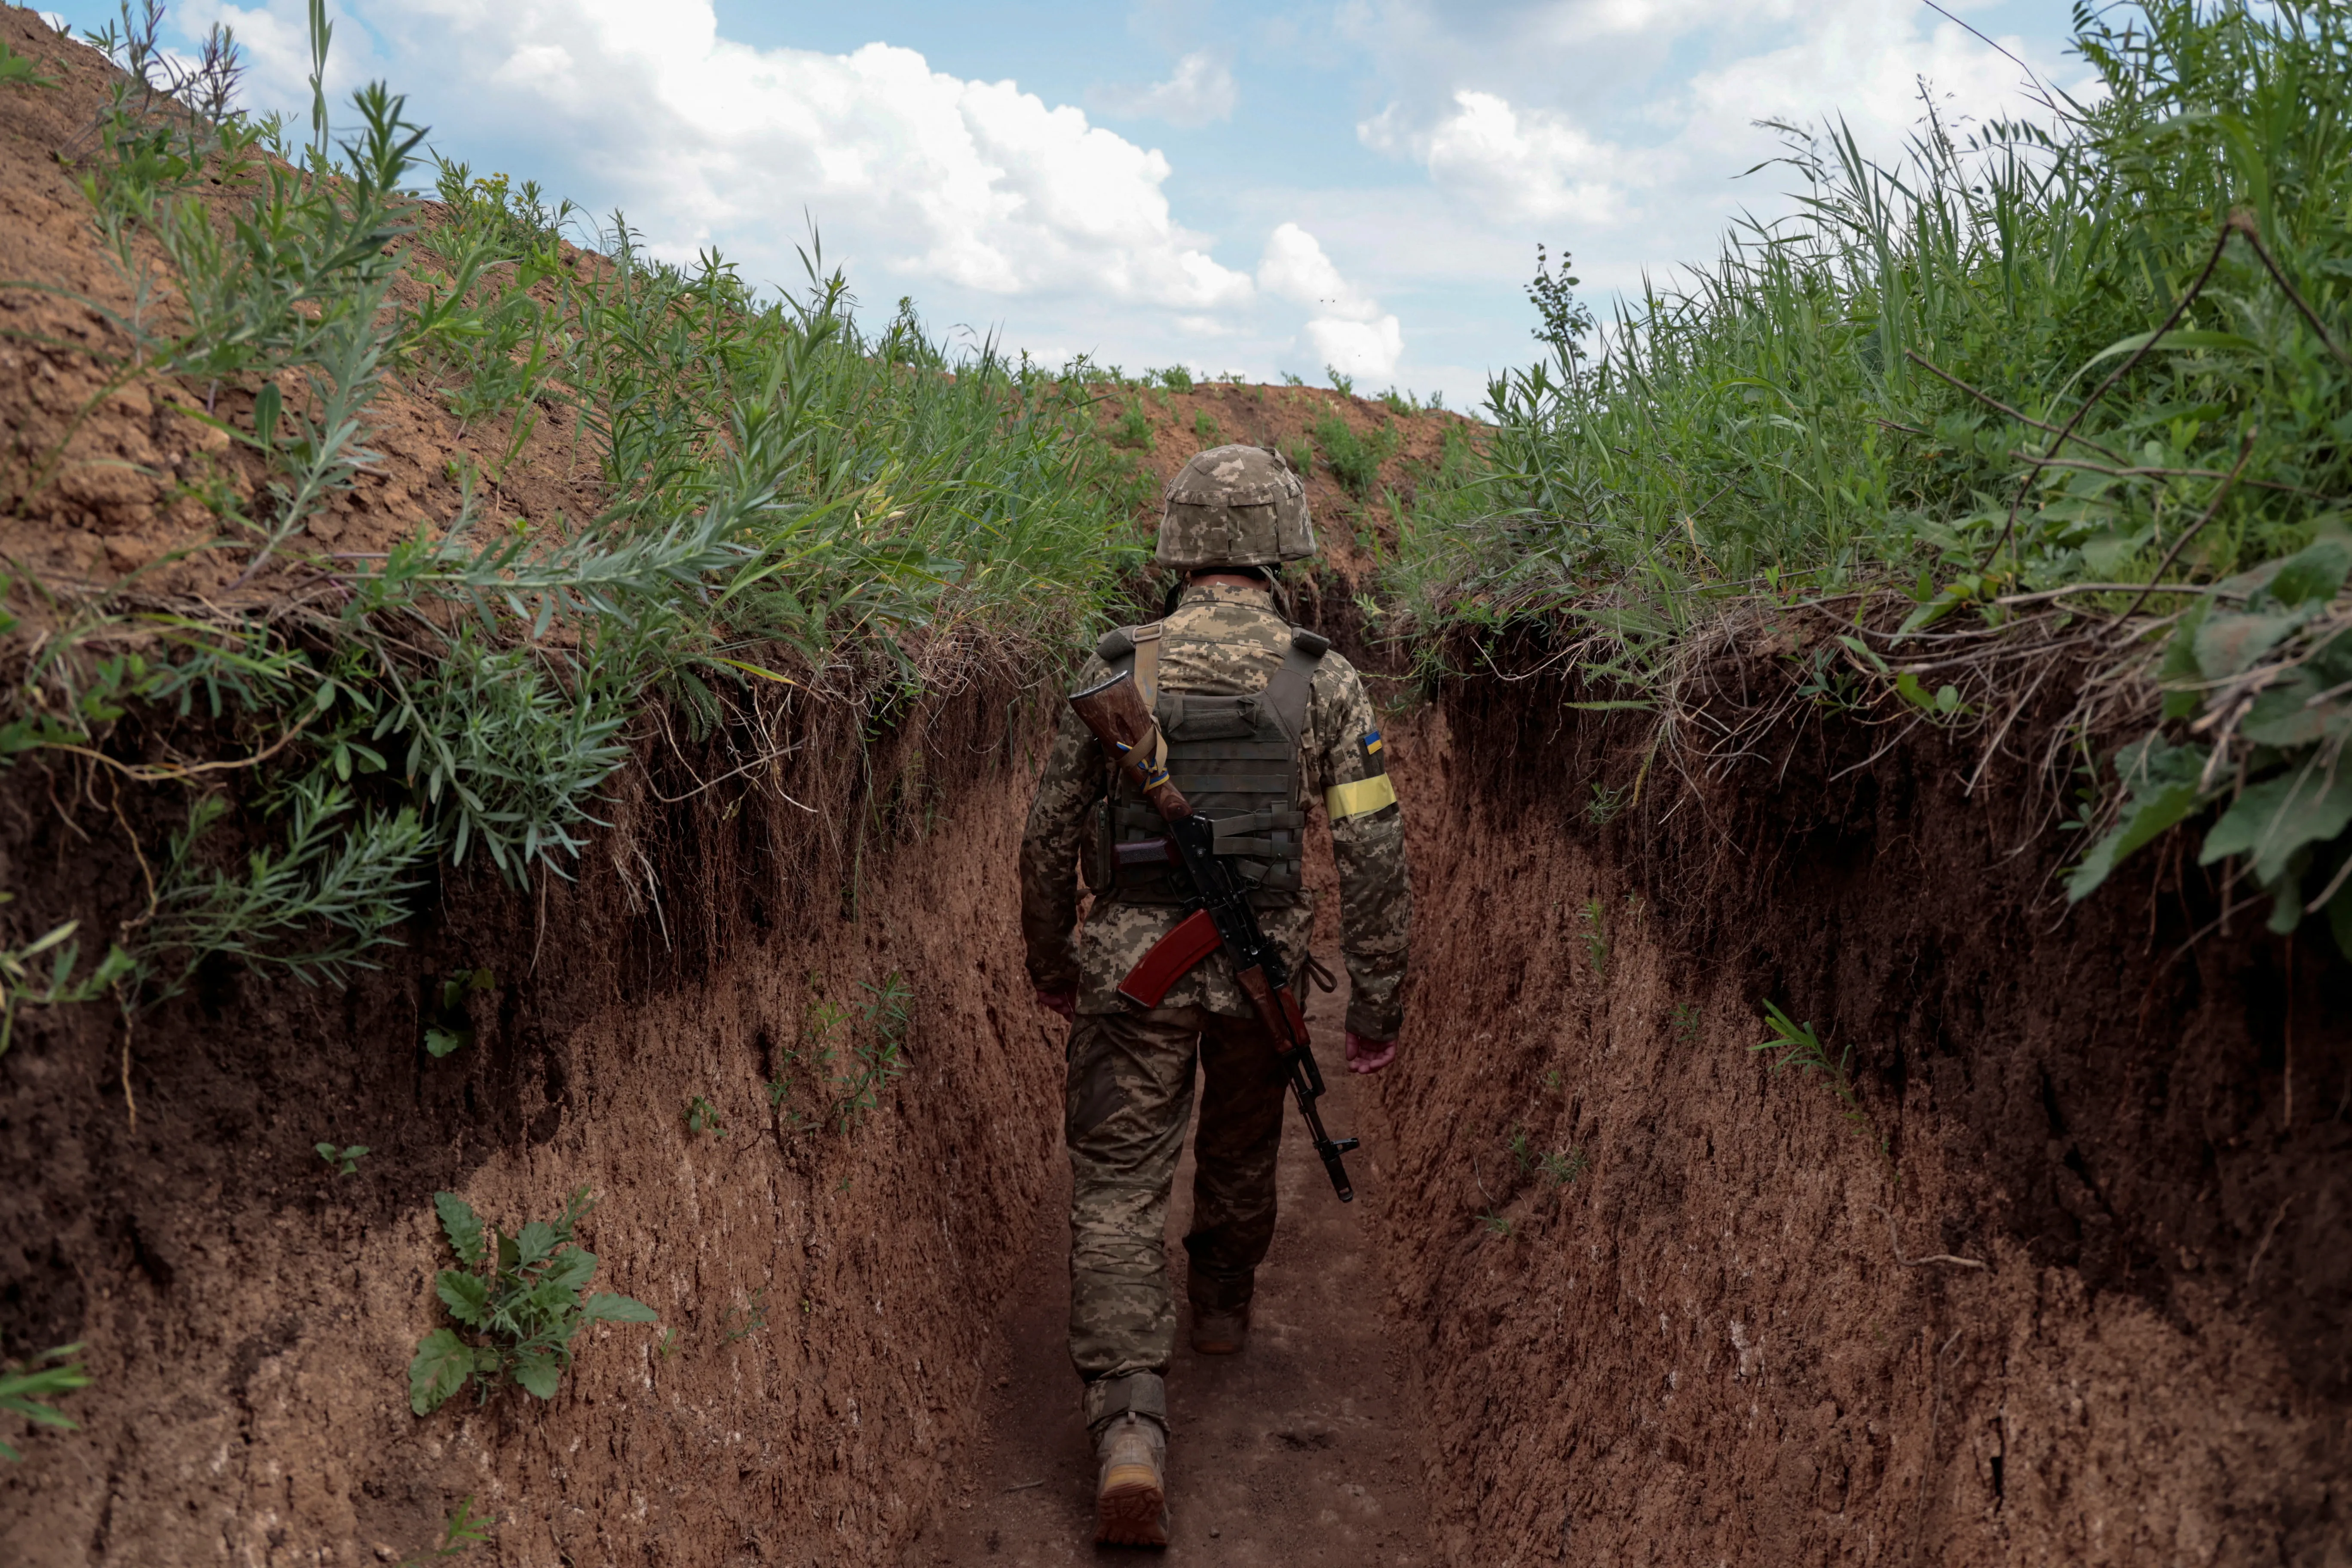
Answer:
[
  {"left": 1396, "top": 1, "right": 2352, "bottom": 648},
  {"left": 1393, "top": 1, "right": 2352, "bottom": 954},
  {"left": 0, "top": 6, "right": 1145, "bottom": 995}
]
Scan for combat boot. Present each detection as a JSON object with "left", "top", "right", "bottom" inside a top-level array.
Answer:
[
  {"left": 1189, "top": 1301, "right": 1250, "bottom": 1355},
  {"left": 1084, "top": 1371, "right": 1169, "bottom": 1547}
]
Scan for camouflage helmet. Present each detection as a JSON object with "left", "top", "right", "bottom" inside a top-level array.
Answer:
[{"left": 1156, "top": 444, "right": 1315, "bottom": 570}]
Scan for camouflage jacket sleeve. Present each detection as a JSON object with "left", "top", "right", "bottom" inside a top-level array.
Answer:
[
  {"left": 1304, "top": 652, "right": 1412, "bottom": 1040},
  {"left": 1018, "top": 655, "right": 1111, "bottom": 993}
]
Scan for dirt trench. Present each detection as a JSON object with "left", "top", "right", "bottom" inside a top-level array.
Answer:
[
  {"left": 1374, "top": 665, "right": 2350, "bottom": 1566},
  {"left": 5, "top": 644, "right": 2347, "bottom": 1565}
]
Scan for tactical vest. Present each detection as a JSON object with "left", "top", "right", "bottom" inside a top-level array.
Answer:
[{"left": 1091, "top": 619, "right": 1329, "bottom": 908}]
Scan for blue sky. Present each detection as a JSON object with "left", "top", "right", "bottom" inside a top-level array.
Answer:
[{"left": 43, "top": 1, "right": 2083, "bottom": 407}]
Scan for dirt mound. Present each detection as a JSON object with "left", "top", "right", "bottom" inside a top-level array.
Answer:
[
  {"left": 0, "top": 9, "right": 604, "bottom": 598},
  {"left": 1375, "top": 643, "right": 2349, "bottom": 1565}
]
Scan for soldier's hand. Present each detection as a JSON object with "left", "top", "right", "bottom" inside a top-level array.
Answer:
[
  {"left": 1343, "top": 1031, "right": 1396, "bottom": 1074},
  {"left": 1035, "top": 987, "right": 1077, "bottom": 1022}
]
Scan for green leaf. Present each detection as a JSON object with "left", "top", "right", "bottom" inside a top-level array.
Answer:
[
  {"left": 2263, "top": 539, "right": 2350, "bottom": 607},
  {"left": 2066, "top": 734, "right": 2214, "bottom": 903},
  {"left": 2159, "top": 598, "right": 2212, "bottom": 720},
  {"left": 408, "top": 1329, "right": 474, "bottom": 1415},
  {"left": 424, "top": 1026, "right": 472, "bottom": 1058},
  {"left": 581, "top": 1292, "right": 658, "bottom": 1324},
  {"left": 435, "top": 1269, "right": 492, "bottom": 1327},
  {"left": 2195, "top": 609, "right": 2310, "bottom": 680},
  {"left": 434, "top": 1192, "right": 484, "bottom": 1268},
  {"left": 2199, "top": 766, "right": 2352, "bottom": 884},
  {"left": 2330, "top": 877, "right": 2352, "bottom": 961},
  {"left": 511, "top": 1352, "right": 564, "bottom": 1400},
  {"left": 540, "top": 1246, "right": 596, "bottom": 1296},
  {"left": 514, "top": 1220, "right": 558, "bottom": 1268},
  {"left": 2240, "top": 671, "right": 2352, "bottom": 748}
]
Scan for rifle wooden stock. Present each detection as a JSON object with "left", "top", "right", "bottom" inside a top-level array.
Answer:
[{"left": 1068, "top": 670, "right": 1190, "bottom": 821}]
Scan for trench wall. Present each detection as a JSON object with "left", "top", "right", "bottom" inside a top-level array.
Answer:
[
  {"left": 0, "top": 685, "right": 1066, "bottom": 1567},
  {"left": 1374, "top": 674, "right": 2349, "bottom": 1567}
]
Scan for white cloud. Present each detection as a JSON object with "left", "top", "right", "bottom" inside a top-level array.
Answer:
[
  {"left": 190, "top": 0, "right": 1253, "bottom": 312},
  {"left": 1088, "top": 49, "right": 1237, "bottom": 129},
  {"left": 1361, "top": 91, "right": 1629, "bottom": 227},
  {"left": 1348, "top": 0, "right": 2072, "bottom": 293},
  {"left": 1257, "top": 223, "right": 1401, "bottom": 379}
]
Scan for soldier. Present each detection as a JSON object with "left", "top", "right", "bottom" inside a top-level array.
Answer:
[{"left": 1019, "top": 444, "right": 1412, "bottom": 1547}]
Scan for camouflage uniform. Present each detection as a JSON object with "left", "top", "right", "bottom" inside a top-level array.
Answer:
[{"left": 1020, "top": 574, "right": 1412, "bottom": 1381}]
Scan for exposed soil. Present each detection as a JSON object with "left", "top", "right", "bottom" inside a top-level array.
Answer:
[{"left": 1375, "top": 651, "right": 2352, "bottom": 1565}]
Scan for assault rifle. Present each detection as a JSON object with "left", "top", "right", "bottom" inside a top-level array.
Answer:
[{"left": 1068, "top": 668, "right": 1360, "bottom": 1201}]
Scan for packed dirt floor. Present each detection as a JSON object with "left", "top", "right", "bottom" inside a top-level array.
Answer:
[{"left": 905, "top": 972, "right": 1432, "bottom": 1566}]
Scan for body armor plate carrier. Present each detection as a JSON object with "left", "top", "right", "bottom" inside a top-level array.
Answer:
[{"left": 1091, "top": 621, "right": 1328, "bottom": 908}]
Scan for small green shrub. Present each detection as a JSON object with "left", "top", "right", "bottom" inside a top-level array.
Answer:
[
  {"left": 1578, "top": 897, "right": 1607, "bottom": 977},
  {"left": 684, "top": 1095, "right": 726, "bottom": 1138},
  {"left": 722, "top": 1287, "right": 769, "bottom": 1344},
  {"left": 315, "top": 1141, "right": 368, "bottom": 1174},
  {"left": 424, "top": 967, "right": 493, "bottom": 1057},
  {"left": 1325, "top": 368, "right": 1355, "bottom": 396},
  {"left": 1110, "top": 399, "right": 1153, "bottom": 449},
  {"left": 408, "top": 1188, "right": 656, "bottom": 1415},
  {"left": 397, "top": 1496, "right": 492, "bottom": 1566},
  {"left": 1585, "top": 782, "right": 1626, "bottom": 824},
  {"left": 1311, "top": 413, "right": 1399, "bottom": 499},
  {"left": 0, "top": 904, "right": 135, "bottom": 1057},
  {"left": 0, "top": 1343, "right": 88, "bottom": 1461},
  {"left": 1154, "top": 364, "right": 1194, "bottom": 393},
  {"left": 1192, "top": 409, "right": 1219, "bottom": 445},
  {"left": 1538, "top": 1147, "right": 1589, "bottom": 1186},
  {"left": 830, "top": 972, "right": 912, "bottom": 1131},
  {"left": 1752, "top": 1001, "right": 1871, "bottom": 1136},
  {"left": 0, "top": 38, "right": 60, "bottom": 89}
]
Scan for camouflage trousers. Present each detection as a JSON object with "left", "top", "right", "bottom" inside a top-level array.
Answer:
[{"left": 1064, "top": 1004, "right": 1289, "bottom": 1381}]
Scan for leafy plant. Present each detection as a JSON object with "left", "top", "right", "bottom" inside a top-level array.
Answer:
[
  {"left": 1752, "top": 1001, "right": 1870, "bottom": 1135},
  {"left": 1325, "top": 368, "right": 1355, "bottom": 396},
  {"left": 1538, "top": 1147, "right": 1589, "bottom": 1186},
  {"left": 420, "top": 967, "right": 494, "bottom": 1057},
  {"left": 1584, "top": 782, "right": 1626, "bottom": 825},
  {"left": 830, "top": 971, "right": 912, "bottom": 1132},
  {"left": 0, "top": 1343, "right": 89, "bottom": 1461},
  {"left": 0, "top": 903, "right": 136, "bottom": 1057},
  {"left": 1110, "top": 398, "right": 1154, "bottom": 449},
  {"left": 1389, "top": 0, "right": 2352, "bottom": 780},
  {"left": 684, "top": 1095, "right": 727, "bottom": 1139},
  {"left": 2067, "top": 538, "right": 2352, "bottom": 950},
  {"left": 1312, "top": 413, "right": 1400, "bottom": 500},
  {"left": 408, "top": 1187, "right": 657, "bottom": 1415},
  {"left": 1154, "top": 364, "right": 1194, "bottom": 393},
  {"left": 722, "top": 1287, "right": 769, "bottom": 1344},
  {"left": 1578, "top": 897, "right": 1608, "bottom": 977},
  {"left": 397, "top": 1496, "right": 492, "bottom": 1566},
  {"left": 0, "top": 38, "right": 60, "bottom": 89},
  {"left": 1192, "top": 408, "right": 1219, "bottom": 445},
  {"left": 1672, "top": 1002, "right": 1701, "bottom": 1041},
  {"left": 315, "top": 1141, "right": 368, "bottom": 1175}
]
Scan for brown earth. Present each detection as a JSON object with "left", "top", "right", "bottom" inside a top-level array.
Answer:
[
  {"left": 0, "top": 8, "right": 612, "bottom": 603},
  {"left": 1375, "top": 649, "right": 2351, "bottom": 1565}
]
